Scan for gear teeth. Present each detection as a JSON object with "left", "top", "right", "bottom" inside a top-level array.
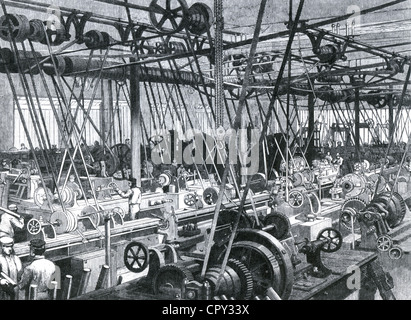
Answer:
[
  {"left": 263, "top": 211, "right": 291, "bottom": 240},
  {"left": 151, "top": 263, "right": 195, "bottom": 295},
  {"left": 342, "top": 197, "right": 367, "bottom": 211},
  {"left": 227, "top": 258, "right": 254, "bottom": 300}
]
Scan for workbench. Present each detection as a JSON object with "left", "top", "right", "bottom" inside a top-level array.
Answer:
[{"left": 290, "top": 248, "right": 395, "bottom": 300}]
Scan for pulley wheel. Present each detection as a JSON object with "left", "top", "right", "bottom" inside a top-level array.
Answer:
[
  {"left": 80, "top": 205, "right": 101, "bottom": 227},
  {"left": 84, "top": 30, "right": 110, "bottom": 49},
  {"left": 234, "top": 229, "right": 294, "bottom": 299},
  {"left": 28, "top": 19, "right": 46, "bottom": 42},
  {"left": 33, "top": 186, "right": 54, "bottom": 208},
  {"left": 0, "top": 14, "right": 31, "bottom": 42},
  {"left": 50, "top": 210, "right": 70, "bottom": 234},
  {"left": 149, "top": 0, "right": 189, "bottom": 35},
  {"left": 249, "top": 173, "right": 267, "bottom": 194},
  {"left": 388, "top": 246, "right": 403, "bottom": 260},
  {"left": 202, "top": 186, "right": 219, "bottom": 205},
  {"left": 112, "top": 206, "right": 125, "bottom": 218},
  {"left": 56, "top": 185, "right": 75, "bottom": 207},
  {"left": 221, "top": 240, "right": 282, "bottom": 297},
  {"left": 187, "top": 2, "right": 213, "bottom": 35}
]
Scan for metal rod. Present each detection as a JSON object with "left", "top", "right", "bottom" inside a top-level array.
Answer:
[
  {"left": 76, "top": 268, "right": 92, "bottom": 296},
  {"left": 61, "top": 275, "right": 73, "bottom": 300},
  {"left": 95, "top": 264, "right": 110, "bottom": 290},
  {"left": 104, "top": 216, "right": 112, "bottom": 286},
  {"left": 50, "top": 280, "right": 58, "bottom": 300}
]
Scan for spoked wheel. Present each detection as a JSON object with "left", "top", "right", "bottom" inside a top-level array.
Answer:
[
  {"left": 317, "top": 228, "right": 343, "bottom": 253},
  {"left": 124, "top": 242, "right": 150, "bottom": 273},
  {"left": 376, "top": 234, "right": 393, "bottom": 252},
  {"left": 27, "top": 218, "right": 42, "bottom": 235},
  {"left": 149, "top": 0, "right": 189, "bottom": 34},
  {"left": 288, "top": 190, "right": 304, "bottom": 208}
]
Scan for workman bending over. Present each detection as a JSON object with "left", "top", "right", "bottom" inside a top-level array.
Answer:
[
  {"left": 0, "top": 204, "right": 24, "bottom": 239},
  {"left": 19, "top": 239, "right": 56, "bottom": 300},
  {"left": 114, "top": 178, "right": 142, "bottom": 220}
]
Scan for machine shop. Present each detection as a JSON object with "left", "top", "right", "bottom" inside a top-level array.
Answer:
[{"left": 0, "top": 0, "right": 410, "bottom": 301}]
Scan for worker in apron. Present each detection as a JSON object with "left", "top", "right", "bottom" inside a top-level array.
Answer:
[{"left": 114, "top": 178, "right": 142, "bottom": 220}]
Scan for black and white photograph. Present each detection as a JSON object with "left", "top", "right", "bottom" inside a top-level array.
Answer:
[{"left": 0, "top": 0, "right": 410, "bottom": 306}]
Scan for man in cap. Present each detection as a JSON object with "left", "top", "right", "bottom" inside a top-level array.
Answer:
[
  {"left": 18, "top": 239, "right": 56, "bottom": 300},
  {"left": 0, "top": 237, "right": 22, "bottom": 300},
  {"left": 113, "top": 178, "right": 142, "bottom": 220},
  {"left": 0, "top": 204, "right": 24, "bottom": 239}
]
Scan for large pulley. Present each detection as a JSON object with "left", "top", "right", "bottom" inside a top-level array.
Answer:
[
  {"left": 33, "top": 186, "right": 54, "bottom": 208},
  {"left": 187, "top": 3, "right": 213, "bottom": 35},
  {"left": 218, "top": 228, "right": 294, "bottom": 299},
  {"left": 0, "top": 14, "right": 31, "bottom": 42},
  {"left": 49, "top": 210, "right": 78, "bottom": 234},
  {"left": 220, "top": 240, "right": 282, "bottom": 297},
  {"left": 149, "top": 0, "right": 189, "bottom": 35}
]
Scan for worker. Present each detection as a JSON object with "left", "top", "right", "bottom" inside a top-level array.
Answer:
[
  {"left": 18, "top": 239, "right": 56, "bottom": 300},
  {"left": 0, "top": 237, "right": 22, "bottom": 300},
  {"left": 324, "top": 152, "right": 333, "bottom": 164},
  {"left": 114, "top": 178, "right": 142, "bottom": 220},
  {"left": 1, "top": 159, "right": 9, "bottom": 171},
  {"left": 0, "top": 204, "right": 24, "bottom": 239}
]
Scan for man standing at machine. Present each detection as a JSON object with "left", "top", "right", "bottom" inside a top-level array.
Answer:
[
  {"left": 0, "top": 204, "right": 25, "bottom": 239},
  {"left": 18, "top": 239, "right": 56, "bottom": 300},
  {"left": 114, "top": 178, "right": 142, "bottom": 220},
  {"left": 0, "top": 237, "right": 22, "bottom": 300}
]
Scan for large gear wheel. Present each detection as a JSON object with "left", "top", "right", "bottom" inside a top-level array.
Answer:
[
  {"left": 205, "top": 258, "right": 254, "bottom": 300},
  {"left": 263, "top": 211, "right": 291, "bottom": 240},
  {"left": 234, "top": 228, "right": 294, "bottom": 300},
  {"left": 152, "top": 263, "right": 194, "bottom": 296},
  {"left": 220, "top": 241, "right": 281, "bottom": 298},
  {"left": 340, "top": 197, "right": 367, "bottom": 233},
  {"left": 373, "top": 192, "right": 406, "bottom": 228},
  {"left": 389, "top": 192, "right": 407, "bottom": 228}
]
